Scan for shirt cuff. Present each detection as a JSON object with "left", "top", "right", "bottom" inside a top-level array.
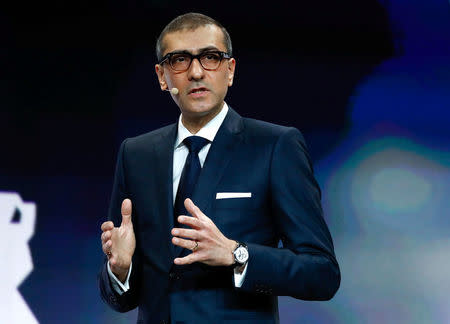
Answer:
[
  {"left": 233, "top": 261, "right": 248, "bottom": 288},
  {"left": 107, "top": 261, "right": 132, "bottom": 295}
]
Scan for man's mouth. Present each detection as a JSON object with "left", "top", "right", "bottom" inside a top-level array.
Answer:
[{"left": 188, "top": 87, "right": 209, "bottom": 94}]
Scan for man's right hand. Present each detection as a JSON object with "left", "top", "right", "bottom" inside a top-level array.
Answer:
[{"left": 101, "top": 198, "right": 136, "bottom": 283}]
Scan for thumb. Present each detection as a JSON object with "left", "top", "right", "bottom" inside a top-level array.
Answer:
[
  {"left": 184, "top": 198, "right": 204, "bottom": 219},
  {"left": 121, "top": 198, "right": 132, "bottom": 226}
]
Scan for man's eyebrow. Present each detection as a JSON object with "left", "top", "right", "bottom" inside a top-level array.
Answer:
[
  {"left": 166, "top": 46, "right": 221, "bottom": 56},
  {"left": 196, "top": 46, "right": 221, "bottom": 53}
]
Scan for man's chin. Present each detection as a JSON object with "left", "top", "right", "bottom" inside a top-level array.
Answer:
[{"left": 181, "top": 104, "right": 221, "bottom": 118}]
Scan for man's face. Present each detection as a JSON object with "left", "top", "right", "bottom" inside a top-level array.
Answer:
[{"left": 155, "top": 25, "right": 236, "bottom": 119}]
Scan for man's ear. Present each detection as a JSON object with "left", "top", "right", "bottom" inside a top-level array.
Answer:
[
  {"left": 155, "top": 64, "right": 168, "bottom": 91},
  {"left": 227, "top": 58, "right": 236, "bottom": 87}
]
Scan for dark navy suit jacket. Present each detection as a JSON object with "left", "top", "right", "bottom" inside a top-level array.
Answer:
[{"left": 99, "top": 107, "right": 340, "bottom": 324}]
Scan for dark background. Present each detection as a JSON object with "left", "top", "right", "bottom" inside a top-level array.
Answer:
[{"left": 2, "top": 0, "right": 394, "bottom": 176}]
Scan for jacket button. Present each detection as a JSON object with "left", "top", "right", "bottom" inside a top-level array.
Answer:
[{"left": 169, "top": 272, "right": 180, "bottom": 280}]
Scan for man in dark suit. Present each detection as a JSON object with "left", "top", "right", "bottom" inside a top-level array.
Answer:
[{"left": 99, "top": 12, "right": 340, "bottom": 324}]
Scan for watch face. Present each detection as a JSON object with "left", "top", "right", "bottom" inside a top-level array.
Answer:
[{"left": 235, "top": 246, "right": 249, "bottom": 263}]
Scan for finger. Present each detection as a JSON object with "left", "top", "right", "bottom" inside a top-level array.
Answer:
[
  {"left": 172, "top": 237, "right": 198, "bottom": 251},
  {"left": 101, "top": 221, "right": 114, "bottom": 232},
  {"left": 174, "top": 253, "right": 197, "bottom": 265},
  {"left": 101, "top": 231, "right": 111, "bottom": 243},
  {"left": 177, "top": 215, "right": 201, "bottom": 229},
  {"left": 184, "top": 198, "right": 206, "bottom": 220},
  {"left": 171, "top": 228, "right": 199, "bottom": 240},
  {"left": 121, "top": 199, "right": 132, "bottom": 226},
  {"left": 102, "top": 241, "right": 112, "bottom": 255}
]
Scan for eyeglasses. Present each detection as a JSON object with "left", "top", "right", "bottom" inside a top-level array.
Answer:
[{"left": 159, "top": 51, "right": 231, "bottom": 72}]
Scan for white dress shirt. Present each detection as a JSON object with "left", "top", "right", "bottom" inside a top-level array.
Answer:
[{"left": 108, "top": 102, "right": 248, "bottom": 295}]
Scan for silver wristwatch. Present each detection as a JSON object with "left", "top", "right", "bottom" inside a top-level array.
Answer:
[{"left": 232, "top": 241, "right": 249, "bottom": 267}]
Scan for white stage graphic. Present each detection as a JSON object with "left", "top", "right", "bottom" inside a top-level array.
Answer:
[{"left": 0, "top": 192, "right": 38, "bottom": 323}]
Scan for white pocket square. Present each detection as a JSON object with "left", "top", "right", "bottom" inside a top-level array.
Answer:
[{"left": 216, "top": 192, "right": 252, "bottom": 199}]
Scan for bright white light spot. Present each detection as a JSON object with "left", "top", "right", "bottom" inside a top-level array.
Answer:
[
  {"left": 369, "top": 167, "right": 431, "bottom": 212},
  {"left": 344, "top": 137, "right": 449, "bottom": 233}
]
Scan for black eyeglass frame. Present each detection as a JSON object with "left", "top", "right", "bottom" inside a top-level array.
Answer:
[{"left": 159, "top": 50, "right": 232, "bottom": 71}]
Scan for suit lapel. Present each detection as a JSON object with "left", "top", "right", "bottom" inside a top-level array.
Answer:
[{"left": 153, "top": 123, "right": 178, "bottom": 266}]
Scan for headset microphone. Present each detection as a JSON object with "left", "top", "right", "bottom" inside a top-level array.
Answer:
[{"left": 165, "top": 88, "right": 179, "bottom": 95}]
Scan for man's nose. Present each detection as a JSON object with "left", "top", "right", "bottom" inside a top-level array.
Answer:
[{"left": 187, "top": 58, "right": 205, "bottom": 80}]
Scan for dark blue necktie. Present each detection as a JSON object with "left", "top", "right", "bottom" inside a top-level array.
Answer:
[{"left": 174, "top": 136, "right": 209, "bottom": 226}]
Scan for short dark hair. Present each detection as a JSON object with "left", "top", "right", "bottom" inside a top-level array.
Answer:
[{"left": 156, "top": 12, "right": 233, "bottom": 62}]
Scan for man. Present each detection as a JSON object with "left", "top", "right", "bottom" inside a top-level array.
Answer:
[{"left": 99, "top": 12, "right": 340, "bottom": 324}]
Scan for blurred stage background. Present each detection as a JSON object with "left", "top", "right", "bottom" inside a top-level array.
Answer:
[{"left": 1, "top": 0, "right": 449, "bottom": 323}]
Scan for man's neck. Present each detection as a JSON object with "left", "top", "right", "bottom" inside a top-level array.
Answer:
[{"left": 181, "top": 103, "right": 224, "bottom": 134}]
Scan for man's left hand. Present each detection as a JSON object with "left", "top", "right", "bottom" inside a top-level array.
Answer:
[{"left": 171, "top": 198, "right": 236, "bottom": 267}]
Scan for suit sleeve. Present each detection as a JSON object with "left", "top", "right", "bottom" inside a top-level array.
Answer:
[
  {"left": 98, "top": 138, "right": 141, "bottom": 312},
  {"left": 238, "top": 128, "right": 340, "bottom": 300}
]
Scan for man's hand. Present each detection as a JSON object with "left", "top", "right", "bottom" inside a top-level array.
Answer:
[
  {"left": 171, "top": 198, "right": 236, "bottom": 266},
  {"left": 101, "top": 198, "right": 136, "bottom": 282}
]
